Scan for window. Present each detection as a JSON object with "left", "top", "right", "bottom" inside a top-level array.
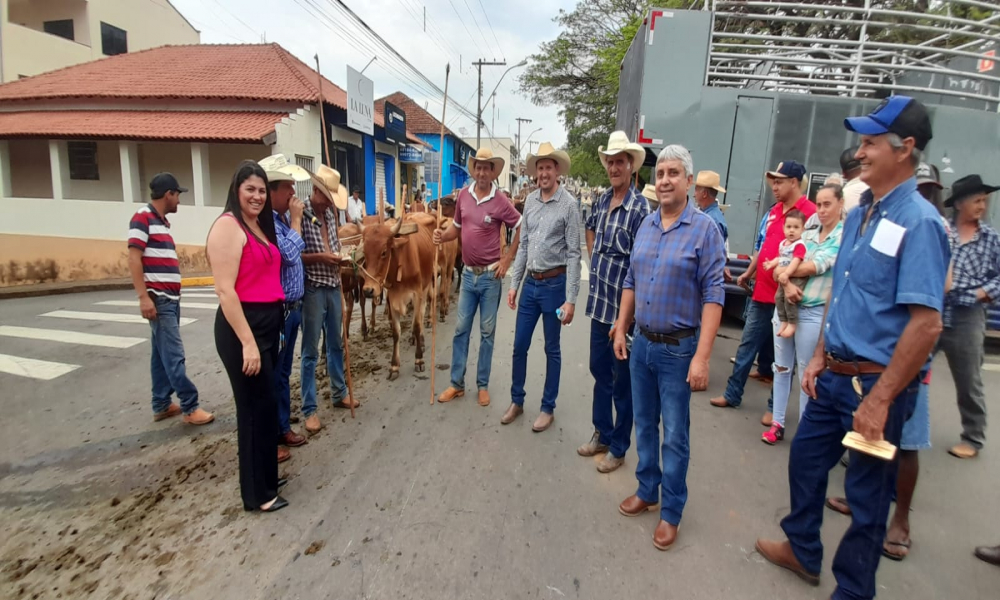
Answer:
[
  {"left": 67, "top": 142, "right": 99, "bottom": 180},
  {"left": 43, "top": 20, "right": 75, "bottom": 41},
  {"left": 294, "top": 155, "right": 313, "bottom": 201},
  {"left": 100, "top": 22, "right": 127, "bottom": 56},
  {"left": 423, "top": 150, "right": 439, "bottom": 184}
]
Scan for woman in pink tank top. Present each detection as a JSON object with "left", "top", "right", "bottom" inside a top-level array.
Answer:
[{"left": 206, "top": 160, "right": 288, "bottom": 513}]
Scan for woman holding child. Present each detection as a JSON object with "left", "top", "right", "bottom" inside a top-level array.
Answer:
[{"left": 762, "top": 184, "right": 845, "bottom": 445}]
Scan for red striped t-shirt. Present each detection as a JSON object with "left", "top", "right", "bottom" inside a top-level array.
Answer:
[{"left": 128, "top": 204, "right": 181, "bottom": 300}]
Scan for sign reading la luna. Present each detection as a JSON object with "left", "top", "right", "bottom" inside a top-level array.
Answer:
[{"left": 347, "top": 65, "right": 374, "bottom": 136}]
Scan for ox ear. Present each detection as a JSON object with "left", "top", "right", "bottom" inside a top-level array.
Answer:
[{"left": 392, "top": 236, "right": 410, "bottom": 249}]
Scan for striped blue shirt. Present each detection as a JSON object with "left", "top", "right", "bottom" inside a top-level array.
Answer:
[
  {"left": 624, "top": 201, "right": 726, "bottom": 333},
  {"left": 585, "top": 186, "right": 650, "bottom": 325},
  {"left": 274, "top": 210, "right": 305, "bottom": 303}
]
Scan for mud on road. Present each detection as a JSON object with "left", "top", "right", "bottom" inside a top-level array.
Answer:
[{"left": 0, "top": 298, "right": 441, "bottom": 600}]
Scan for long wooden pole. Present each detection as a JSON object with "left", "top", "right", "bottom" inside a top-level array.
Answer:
[
  {"left": 430, "top": 63, "right": 450, "bottom": 405},
  {"left": 316, "top": 54, "right": 356, "bottom": 419}
]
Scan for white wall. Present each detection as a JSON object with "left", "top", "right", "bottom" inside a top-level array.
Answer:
[
  {"left": 209, "top": 143, "right": 269, "bottom": 208},
  {"left": 272, "top": 106, "right": 323, "bottom": 175},
  {"left": 138, "top": 141, "right": 194, "bottom": 204},
  {"left": 9, "top": 139, "right": 53, "bottom": 198},
  {"left": 64, "top": 140, "right": 123, "bottom": 202},
  {"left": 87, "top": 0, "right": 199, "bottom": 53}
]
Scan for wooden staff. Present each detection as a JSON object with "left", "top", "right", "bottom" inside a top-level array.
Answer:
[
  {"left": 379, "top": 188, "right": 384, "bottom": 224},
  {"left": 430, "top": 64, "right": 450, "bottom": 405},
  {"left": 402, "top": 184, "right": 408, "bottom": 213},
  {"left": 315, "top": 53, "right": 356, "bottom": 419}
]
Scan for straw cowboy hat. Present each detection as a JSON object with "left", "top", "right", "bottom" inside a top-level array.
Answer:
[
  {"left": 641, "top": 184, "right": 658, "bottom": 206},
  {"left": 258, "top": 153, "right": 311, "bottom": 183},
  {"left": 467, "top": 147, "right": 505, "bottom": 175},
  {"left": 526, "top": 142, "right": 571, "bottom": 177},
  {"left": 309, "top": 165, "right": 349, "bottom": 210},
  {"left": 599, "top": 131, "right": 645, "bottom": 173},
  {"left": 695, "top": 170, "right": 727, "bottom": 193}
]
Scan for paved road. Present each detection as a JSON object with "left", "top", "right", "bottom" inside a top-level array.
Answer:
[{"left": 1, "top": 284, "right": 998, "bottom": 600}]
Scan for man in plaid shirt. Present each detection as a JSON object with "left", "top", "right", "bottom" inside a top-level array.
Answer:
[{"left": 577, "top": 131, "right": 649, "bottom": 474}]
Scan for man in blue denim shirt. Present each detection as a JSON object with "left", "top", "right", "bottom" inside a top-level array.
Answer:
[
  {"left": 261, "top": 154, "right": 311, "bottom": 460},
  {"left": 755, "top": 96, "right": 949, "bottom": 600}
]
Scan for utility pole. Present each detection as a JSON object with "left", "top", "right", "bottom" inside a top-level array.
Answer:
[
  {"left": 515, "top": 117, "right": 531, "bottom": 179},
  {"left": 473, "top": 59, "right": 506, "bottom": 147}
]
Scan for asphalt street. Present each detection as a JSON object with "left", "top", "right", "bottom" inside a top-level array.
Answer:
[{"left": 1, "top": 281, "right": 999, "bottom": 600}]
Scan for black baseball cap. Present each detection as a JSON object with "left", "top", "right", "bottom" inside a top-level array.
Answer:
[
  {"left": 149, "top": 172, "right": 188, "bottom": 198},
  {"left": 844, "top": 96, "right": 933, "bottom": 151},
  {"left": 839, "top": 147, "right": 861, "bottom": 172}
]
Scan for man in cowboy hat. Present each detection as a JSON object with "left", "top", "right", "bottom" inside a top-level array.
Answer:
[
  {"left": 434, "top": 147, "right": 523, "bottom": 407},
  {"left": 693, "top": 170, "right": 729, "bottom": 244},
  {"left": 300, "top": 165, "right": 354, "bottom": 435},
  {"left": 576, "top": 131, "right": 648, "bottom": 473},
  {"left": 938, "top": 173, "right": 1000, "bottom": 459},
  {"left": 504, "top": 143, "right": 582, "bottom": 432},
  {"left": 342, "top": 185, "right": 366, "bottom": 224},
  {"left": 259, "top": 153, "right": 312, "bottom": 460},
  {"left": 756, "top": 95, "right": 949, "bottom": 600}
]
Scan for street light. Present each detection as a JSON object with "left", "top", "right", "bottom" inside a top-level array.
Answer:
[
  {"left": 477, "top": 58, "right": 528, "bottom": 147},
  {"left": 519, "top": 127, "right": 542, "bottom": 155}
]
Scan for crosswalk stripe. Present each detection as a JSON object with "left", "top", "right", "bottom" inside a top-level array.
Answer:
[
  {"left": 40, "top": 310, "right": 196, "bottom": 326},
  {"left": 985, "top": 363, "right": 1000, "bottom": 373},
  {"left": 0, "top": 353, "right": 79, "bottom": 380},
  {"left": 0, "top": 326, "right": 145, "bottom": 348},
  {"left": 580, "top": 258, "right": 590, "bottom": 282},
  {"left": 179, "top": 292, "right": 218, "bottom": 298},
  {"left": 96, "top": 300, "right": 219, "bottom": 310}
]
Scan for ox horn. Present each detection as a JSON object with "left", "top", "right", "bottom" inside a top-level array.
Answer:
[{"left": 390, "top": 216, "right": 403, "bottom": 236}]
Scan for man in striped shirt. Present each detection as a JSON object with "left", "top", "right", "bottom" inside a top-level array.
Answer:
[{"left": 127, "top": 173, "right": 213, "bottom": 426}]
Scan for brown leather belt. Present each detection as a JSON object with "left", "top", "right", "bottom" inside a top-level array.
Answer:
[
  {"left": 529, "top": 266, "right": 566, "bottom": 280},
  {"left": 825, "top": 354, "right": 886, "bottom": 376},
  {"left": 639, "top": 327, "right": 697, "bottom": 346}
]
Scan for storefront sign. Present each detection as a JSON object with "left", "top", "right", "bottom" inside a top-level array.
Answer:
[
  {"left": 399, "top": 145, "right": 424, "bottom": 163},
  {"left": 347, "top": 65, "right": 374, "bottom": 136},
  {"left": 384, "top": 101, "right": 407, "bottom": 144}
]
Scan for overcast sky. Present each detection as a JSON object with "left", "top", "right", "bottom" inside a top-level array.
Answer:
[{"left": 171, "top": 0, "right": 573, "bottom": 150}]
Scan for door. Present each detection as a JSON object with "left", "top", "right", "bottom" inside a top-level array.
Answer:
[
  {"left": 723, "top": 96, "right": 775, "bottom": 256},
  {"left": 375, "top": 156, "right": 387, "bottom": 213}
]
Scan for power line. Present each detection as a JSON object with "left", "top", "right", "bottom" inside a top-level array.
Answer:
[
  {"left": 447, "top": 0, "right": 490, "bottom": 59},
  {"left": 394, "top": 0, "right": 459, "bottom": 65},
  {"left": 398, "top": 0, "right": 466, "bottom": 67},
  {"left": 475, "top": 0, "right": 506, "bottom": 60},
  {"left": 208, "top": 0, "right": 259, "bottom": 40},
  {"left": 461, "top": 0, "right": 497, "bottom": 59}
]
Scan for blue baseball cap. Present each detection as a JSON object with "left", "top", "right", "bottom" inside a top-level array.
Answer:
[
  {"left": 844, "top": 95, "right": 933, "bottom": 150},
  {"left": 765, "top": 160, "right": 807, "bottom": 181}
]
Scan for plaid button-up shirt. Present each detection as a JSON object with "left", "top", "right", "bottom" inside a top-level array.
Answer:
[
  {"left": 585, "top": 186, "right": 649, "bottom": 325},
  {"left": 624, "top": 201, "right": 726, "bottom": 334},
  {"left": 274, "top": 210, "right": 305, "bottom": 302},
  {"left": 301, "top": 206, "right": 341, "bottom": 289},
  {"left": 944, "top": 220, "right": 1000, "bottom": 327}
]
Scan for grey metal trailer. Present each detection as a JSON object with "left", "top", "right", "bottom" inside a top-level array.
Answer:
[{"left": 615, "top": 2, "right": 1000, "bottom": 326}]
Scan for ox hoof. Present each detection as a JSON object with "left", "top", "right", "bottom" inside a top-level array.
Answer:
[
  {"left": 415, "top": 362, "right": 425, "bottom": 373},
  {"left": 438, "top": 314, "right": 446, "bottom": 323},
  {"left": 388, "top": 370, "right": 400, "bottom": 381}
]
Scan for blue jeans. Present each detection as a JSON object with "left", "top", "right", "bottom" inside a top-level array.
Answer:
[
  {"left": 149, "top": 296, "right": 199, "bottom": 414},
  {"left": 724, "top": 299, "right": 775, "bottom": 407},
  {"left": 301, "top": 286, "right": 347, "bottom": 417},
  {"left": 771, "top": 304, "right": 825, "bottom": 427},
  {"left": 274, "top": 305, "right": 302, "bottom": 434},
  {"left": 590, "top": 319, "right": 633, "bottom": 458},
  {"left": 450, "top": 269, "right": 502, "bottom": 390},
  {"left": 631, "top": 332, "right": 697, "bottom": 526},
  {"left": 511, "top": 274, "right": 566, "bottom": 413},
  {"left": 781, "top": 370, "right": 917, "bottom": 600}
]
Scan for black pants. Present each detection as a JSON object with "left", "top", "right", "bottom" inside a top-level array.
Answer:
[{"left": 215, "top": 302, "right": 283, "bottom": 509}]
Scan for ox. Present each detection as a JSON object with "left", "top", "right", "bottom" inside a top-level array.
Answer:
[
  {"left": 337, "top": 223, "right": 377, "bottom": 340},
  {"left": 358, "top": 213, "right": 438, "bottom": 380},
  {"left": 427, "top": 216, "right": 459, "bottom": 323}
]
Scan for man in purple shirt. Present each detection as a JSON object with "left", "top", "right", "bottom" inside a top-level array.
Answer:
[
  {"left": 612, "top": 144, "right": 726, "bottom": 552},
  {"left": 433, "top": 148, "right": 522, "bottom": 407}
]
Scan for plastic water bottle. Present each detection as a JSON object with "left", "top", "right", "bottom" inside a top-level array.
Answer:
[{"left": 555, "top": 308, "right": 571, "bottom": 326}]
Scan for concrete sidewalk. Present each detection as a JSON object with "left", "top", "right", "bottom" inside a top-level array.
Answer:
[{"left": 0, "top": 274, "right": 214, "bottom": 300}]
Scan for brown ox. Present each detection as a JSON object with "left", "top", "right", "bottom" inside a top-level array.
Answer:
[
  {"left": 428, "top": 216, "right": 459, "bottom": 323},
  {"left": 358, "top": 213, "right": 437, "bottom": 380},
  {"left": 337, "top": 223, "right": 377, "bottom": 340}
]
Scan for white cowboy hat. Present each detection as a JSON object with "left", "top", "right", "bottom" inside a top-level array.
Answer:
[
  {"left": 526, "top": 142, "right": 571, "bottom": 177},
  {"left": 599, "top": 131, "right": 645, "bottom": 173},
  {"left": 467, "top": 147, "right": 505, "bottom": 175},
  {"left": 309, "top": 165, "right": 349, "bottom": 211},
  {"left": 259, "top": 153, "right": 311, "bottom": 183},
  {"left": 695, "top": 170, "right": 727, "bottom": 193},
  {"left": 640, "top": 183, "right": 658, "bottom": 205}
]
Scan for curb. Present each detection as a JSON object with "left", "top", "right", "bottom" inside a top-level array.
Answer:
[
  {"left": 181, "top": 276, "right": 214, "bottom": 287},
  {"left": 1, "top": 274, "right": 214, "bottom": 300}
]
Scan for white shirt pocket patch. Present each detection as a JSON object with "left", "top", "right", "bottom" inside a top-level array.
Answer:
[{"left": 870, "top": 219, "right": 906, "bottom": 257}]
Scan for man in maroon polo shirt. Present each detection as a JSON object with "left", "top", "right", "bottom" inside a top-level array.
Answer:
[
  {"left": 711, "top": 161, "right": 815, "bottom": 425},
  {"left": 433, "top": 148, "right": 523, "bottom": 407}
]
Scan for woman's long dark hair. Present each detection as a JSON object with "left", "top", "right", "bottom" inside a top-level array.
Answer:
[{"left": 223, "top": 159, "right": 277, "bottom": 249}]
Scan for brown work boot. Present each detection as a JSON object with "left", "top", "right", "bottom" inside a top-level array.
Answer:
[
  {"left": 153, "top": 403, "right": 182, "bottom": 422},
  {"left": 597, "top": 452, "right": 624, "bottom": 474},
  {"left": 437, "top": 387, "right": 465, "bottom": 403},
  {"left": 478, "top": 390, "right": 490, "bottom": 407},
  {"left": 619, "top": 494, "right": 658, "bottom": 517},
  {"left": 183, "top": 408, "right": 215, "bottom": 426},
  {"left": 532, "top": 412, "right": 554, "bottom": 432},
  {"left": 755, "top": 539, "right": 820, "bottom": 586},
  {"left": 577, "top": 431, "right": 609, "bottom": 457},
  {"left": 500, "top": 403, "right": 523, "bottom": 425},
  {"left": 653, "top": 520, "right": 678, "bottom": 551},
  {"left": 304, "top": 414, "right": 321, "bottom": 434},
  {"left": 279, "top": 430, "right": 307, "bottom": 447},
  {"left": 277, "top": 446, "right": 291, "bottom": 463},
  {"left": 948, "top": 442, "right": 978, "bottom": 459}
]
